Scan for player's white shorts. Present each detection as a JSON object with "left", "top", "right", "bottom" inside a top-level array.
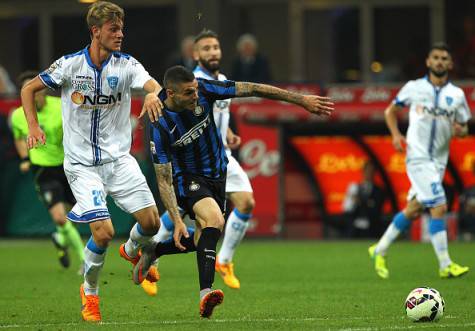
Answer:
[
  {"left": 226, "top": 155, "right": 253, "bottom": 193},
  {"left": 64, "top": 154, "right": 155, "bottom": 223},
  {"left": 406, "top": 161, "right": 446, "bottom": 208}
]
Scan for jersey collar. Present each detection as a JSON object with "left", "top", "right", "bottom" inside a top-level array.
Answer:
[
  {"left": 194, "top": 65, "right": 218, "bottom": 80},
  {"left": 424, "top": 74, "right": 450, "bottom": 89},
  {"left": 84, "top": 45, "right": 113, "bottom": 71}
]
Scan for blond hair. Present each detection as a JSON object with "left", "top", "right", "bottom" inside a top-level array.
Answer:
[{"left": 86, "top": 1, "right": 124, "bottom": 30}]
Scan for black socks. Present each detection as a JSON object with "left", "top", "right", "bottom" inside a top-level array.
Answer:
[
  {"left": 155, "top": 235, "right": 196, "bottom": 257},
  {"left": 196, "top": 227, "right": 221, "bottom": 290}
]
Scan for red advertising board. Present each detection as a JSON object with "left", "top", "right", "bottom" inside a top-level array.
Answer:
[{"left": 2, "top": 82, "right": 474, "bottom": 239}]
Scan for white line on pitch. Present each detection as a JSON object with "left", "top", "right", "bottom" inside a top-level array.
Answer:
[{"left": 0, "top": 315, "right": 461, "bottom": 329}]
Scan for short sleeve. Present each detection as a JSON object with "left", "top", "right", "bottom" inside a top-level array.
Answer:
[
  {"left": 150, "top": 122, "right": 171, "bottom": 164},
  {"left": 393, "top": 81, "right": 414, "bottom": 107},
  {"left": 198, "top": 78, "right": 236, "bottom": 101},
  {"left": 128, "top": 56, "right": 152, "bottom": 89},
  {"left": 39, "top": 57, "right": 66, "bottom": 90},
  {"left": 10, "top": 108, "right": 27, "bottom": 139},
  {"left": 455, "top": 92, "right": 472, "bottom": 124}
]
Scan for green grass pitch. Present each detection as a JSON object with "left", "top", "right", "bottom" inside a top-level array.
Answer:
[{"left": 0, "top": 239, "right": 474, "bottom": 330}]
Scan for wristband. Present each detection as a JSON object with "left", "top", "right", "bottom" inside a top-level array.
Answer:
[{"left": 21, "top": 156, "right": 30, "bottom": 162}]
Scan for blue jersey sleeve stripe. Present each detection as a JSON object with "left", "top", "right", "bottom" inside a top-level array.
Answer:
[
  {"left": 150, "top": 125, "right": 171, "bottom": 164},
  {"left": 64, "top": 49, "right": 84, "bottom": 59},
  {"left": 198, "top": 78, "right": 236, "bottom": 100},
  {"left": 393, "top": 97, "right": 405, "bottom": 107},
  {"left": 39, "top": 73, "right": 60, "bottom": 90}
]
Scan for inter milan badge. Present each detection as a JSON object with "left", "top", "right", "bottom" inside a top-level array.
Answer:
[
  {"left": 193, "top": 105, "right": 204, "bottom": 116},
  {"left": 189, "top": 181, "right": 200, "bottom": 191},
  {"left": 107, "top": 76, "right": 119, "bottom": 89}
]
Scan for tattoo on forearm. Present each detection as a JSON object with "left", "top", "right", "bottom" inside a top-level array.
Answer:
[
  {"left": 236, "top": 82, "right": 304, "bottom": 105},
  {"left": 155, "top": 163, "right": 181, "bottom": 222}
]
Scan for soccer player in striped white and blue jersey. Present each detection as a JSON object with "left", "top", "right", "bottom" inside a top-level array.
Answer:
[
  {"left": 21, "top": 1, "right": 164, "bottom": 322},
  {"left": 369, "top": 42, "right": 471, "bottom": 279},
  {"left": 133, "top": 65, "right": 333, "bottom": 318}
]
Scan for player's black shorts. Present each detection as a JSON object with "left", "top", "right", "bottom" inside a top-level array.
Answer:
[
  {"left": 31, "top": 165, "right": 76, "bottom": 210},
  {"left": 174, "top": 173, "right": 226, "bottom": 220}
]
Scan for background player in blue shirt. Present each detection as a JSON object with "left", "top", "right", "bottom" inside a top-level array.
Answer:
[{"left": 132, "top": 65, "right": 333, "bottom": 318}]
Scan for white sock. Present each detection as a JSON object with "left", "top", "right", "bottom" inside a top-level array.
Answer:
[
  {"left": 375, "top": 223, "right": 401, "bottom": 256},
  {"left": 152, "top": 219, "right": 173, "bottom": 244},
  {"left": 83, "top": 238, "right": 106, "bottom": 296},
  {"left": 218, "top": 209, "right": 249, "bottom": 264},
  {"left": 430, "top": 231, "right": 452, "bottom": 269},
  {"left": 124, "top": 223, "right": 154, "bottom": 258}
]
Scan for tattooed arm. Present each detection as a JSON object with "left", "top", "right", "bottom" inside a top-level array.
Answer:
[
  {"left": 154, "top": 162, "right": 189, "bottom": 250},
  {"left": 235, "top": 82, "right": 334, "bottom": 116}
]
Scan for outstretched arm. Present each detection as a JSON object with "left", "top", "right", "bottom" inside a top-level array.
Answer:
[
  {"left": 21, "top": 77, "right": 47, "bottom": 149},
  {"left": 154, "top": 162, "right": 189, "bottom": 250},
  {"left": 235, "top": 82, "right": 334, "bottom": 116}
]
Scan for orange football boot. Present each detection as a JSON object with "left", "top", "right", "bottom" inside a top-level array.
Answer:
[
  {"left": 119, "top": 243, "right": 160, "bottom": 282},
  {"left": 200, "top": 289, "right": 224, "bottom": 318},
  {"left": 80, "top": 284, "right": 101, "bottom": 322}
]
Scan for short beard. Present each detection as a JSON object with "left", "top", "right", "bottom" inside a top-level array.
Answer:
[
  {"left": 200, "top": 59, "right": 220, "bottom": 74},
  {"left": 429, "top": 68, "right": 448, "bottom": 78}
]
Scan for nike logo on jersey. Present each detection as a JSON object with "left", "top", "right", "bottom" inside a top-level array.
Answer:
[{"left": 170, "top": 125, "right": 177, "bottom": 134}]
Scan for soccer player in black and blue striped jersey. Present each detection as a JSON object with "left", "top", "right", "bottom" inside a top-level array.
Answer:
[{"left": 133, "top": 65, "right": 333, "bottom": 318}]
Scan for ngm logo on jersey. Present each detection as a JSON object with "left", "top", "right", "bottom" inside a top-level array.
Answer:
[
  {"left": 415, "top": 105, "right": 454, "bottom": 118},
  {"left": 71, "top": 91, "right": 122, "bottom": 109}
]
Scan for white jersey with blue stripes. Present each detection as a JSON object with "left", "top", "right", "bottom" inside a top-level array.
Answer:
[
  {"left": 39, "top": 46, "right": 151, "bottom": 166},
  {"left": 193, "top": 65, "right": 231, "bottom": 155},
  {"left": 394, "top": 76, "right": 472, "bottom": 167}
]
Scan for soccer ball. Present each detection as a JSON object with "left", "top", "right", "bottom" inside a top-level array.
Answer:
[{"left": 405, "top": 287, "right": 445, "bottom": 322}]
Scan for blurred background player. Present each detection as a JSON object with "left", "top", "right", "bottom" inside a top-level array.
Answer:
[
  {"left": 10, "top": 70, "right": 85, "bottom": 273},
  {"left": 142, "top": 30, "right": 255, "bottom": 296},
  {"left": 369, "top": 42, "right": 471, "bottom": 279},
  {"left": 231, "top": 33, "right": 272, "bottom": 83},
  {"left": 166, "top": 35, "right": 197, "bottom": 71},
  {"left": 342, "top": 160, "right": 386, "bottom": 238},
  {"left": 21, "top": 1, "right": 163, "bottom": 322}
]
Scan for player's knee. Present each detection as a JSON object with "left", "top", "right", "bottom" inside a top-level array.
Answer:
[
  {"left": 141, "top": 221, "right": 159, "bottom": 234},
  {"left": 431, "top": 204, "right": 447, "bottom": 218},
  {"left": 235, "top": 194, "right": 255, "bottom": 214},
  {"left": 136, "top": 207, "right": 160, "bottom": 233},
  {"left": 51, "top": 214, "right": 67, "bottom": 226},
  {"left": 207, "top": 212, "right": 225, "bottom": 230},
  {"left": 404, "top": 201, "right": 423, "bottom": 219},
  {"left": 93, "top": 225, "right": 115, "bottom": 246},
  {"left": 49, "top": 204, "right": 67, "bottom": 225},
  {"left": 239, "top": 196, "right": 255, "bottom": 214},
  {"left": 405, "top": 210, "right": 421, "bottom": 220}
]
